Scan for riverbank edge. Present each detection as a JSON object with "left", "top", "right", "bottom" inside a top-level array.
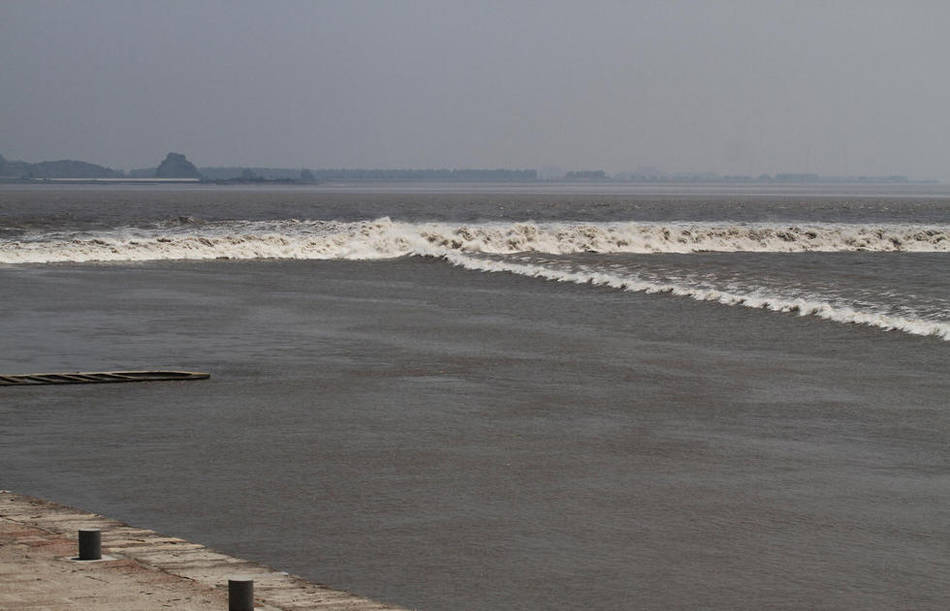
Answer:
[{"left": 0, "top": 490, "right": 405, "bottom": 610}]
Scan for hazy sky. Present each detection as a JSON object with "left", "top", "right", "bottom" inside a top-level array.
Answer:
[{"left": 2, "top": 1, "right": 949, "bottom": 177}]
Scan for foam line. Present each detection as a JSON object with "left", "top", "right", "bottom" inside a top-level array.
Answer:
[
  {"left": 440, "top": 252, "right": 950, "bottom": 342},
  {"left": 1, "top": 219, "right": 948, "bottom": 263}
]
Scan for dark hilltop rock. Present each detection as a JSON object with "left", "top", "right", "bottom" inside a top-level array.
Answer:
[{"left": 155, "top": 153, "right": 201, "bottom": 179}]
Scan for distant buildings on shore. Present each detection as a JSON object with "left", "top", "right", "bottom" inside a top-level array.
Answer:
[
  {"left": 0, "top": 152, "right": 937, "bottom": 184},
  {"left": 573, "top": 171, "right": 927, "bottom": 184},
  {"left": 538, "top": 167, "right": 931, "bottom": 184}
]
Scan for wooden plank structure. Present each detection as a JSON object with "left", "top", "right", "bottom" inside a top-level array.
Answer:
[{"left": 0, "top": 370, "right": 210, "bottom": 386}]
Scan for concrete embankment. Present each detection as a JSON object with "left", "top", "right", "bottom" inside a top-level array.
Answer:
[{"left": 0, "top": 491, "right": 404, "bottom": 610}]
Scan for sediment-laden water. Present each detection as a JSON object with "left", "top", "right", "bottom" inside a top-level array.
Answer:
[{"left": 1, "top": 184, "right": 948, "bottom": 609}]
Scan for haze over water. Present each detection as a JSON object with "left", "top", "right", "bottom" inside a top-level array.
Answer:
[{"left": 4, "top": 2, "right": 950, "bottom": 179}]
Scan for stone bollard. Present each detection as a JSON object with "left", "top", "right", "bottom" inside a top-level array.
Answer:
[
  {"left": 78, "top": 529, "right": 101, "bottom": 560},
  {"left": 229, "top": 578, "right": 254, "bottom": 611}
]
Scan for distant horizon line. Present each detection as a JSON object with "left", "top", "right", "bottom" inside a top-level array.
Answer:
[{"left": 0, "top": 152, "right": 941, "bottom": 183}]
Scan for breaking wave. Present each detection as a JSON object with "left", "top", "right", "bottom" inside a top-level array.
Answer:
[
  {"left": 1, "top": 218, "right": 948, "bottom": 263},
  {"left": 2, "top": 218, "right": 946, "bottom": 340},
  {"left": 443, "top": 252, "right": 950, "bottom": 341}
]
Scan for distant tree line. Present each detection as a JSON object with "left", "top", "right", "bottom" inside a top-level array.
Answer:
[
  {"left": 199, "top": 167, "right": 538, "bottom": 182},
  {"left": 564, "top": 170, "right": 608, "bottom": 181}
]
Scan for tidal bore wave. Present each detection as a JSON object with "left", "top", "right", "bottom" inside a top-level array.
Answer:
[
  {"left": 2, "top": 218, "right": 948, "bottom": 264},
  {"left": 3, "top": 218, "right": 947, "bottom": 341}
]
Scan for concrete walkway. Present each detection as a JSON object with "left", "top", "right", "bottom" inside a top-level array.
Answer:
[{"left": 0, "top": 491, "right": 404, "bottom": 610}]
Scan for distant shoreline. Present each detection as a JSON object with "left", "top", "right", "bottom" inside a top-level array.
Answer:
[
  {"left": 0, "top": 177, "right": 202, "bottom": 184},
  {"left": 0, "top": 177, "right": 940, "bottom": 186},
  {"left": 1, "top": 153, "right": 939, "bottom": 185}
]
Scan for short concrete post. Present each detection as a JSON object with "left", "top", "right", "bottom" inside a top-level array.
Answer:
[
  {"left": 78, "top": 529, "right": 101, "bottom": 560},
  {"left": 228, "top": 578, "right": 254, "bottom": 611}
]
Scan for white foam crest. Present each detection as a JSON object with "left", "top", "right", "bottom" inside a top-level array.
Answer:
[
  {"left": 0, "top": 218, "right": 426, "bottom": 264},
  {"left": 416, "top": 221, "right": 950, "bottom": 254},
  {"left": 441, "top": 252, "right": 950, "bottom": 342},
  {"left": 1, "top": 219, "right": 949, "bottom": 264}
]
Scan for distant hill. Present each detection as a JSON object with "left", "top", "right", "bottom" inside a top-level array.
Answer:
[
  {"left": 130, "top": 153, "right": 204, "bottom": 179},
  {"left": 155, "top": 153, "right": 201, "bottom": 179},
  {"left": 0, "top": 153, "right": 122, "bottom": 178}
]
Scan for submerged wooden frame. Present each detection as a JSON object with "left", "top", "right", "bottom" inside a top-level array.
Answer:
[{"left": 0, "top": 371, "right": 210, "bottom": 386}]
